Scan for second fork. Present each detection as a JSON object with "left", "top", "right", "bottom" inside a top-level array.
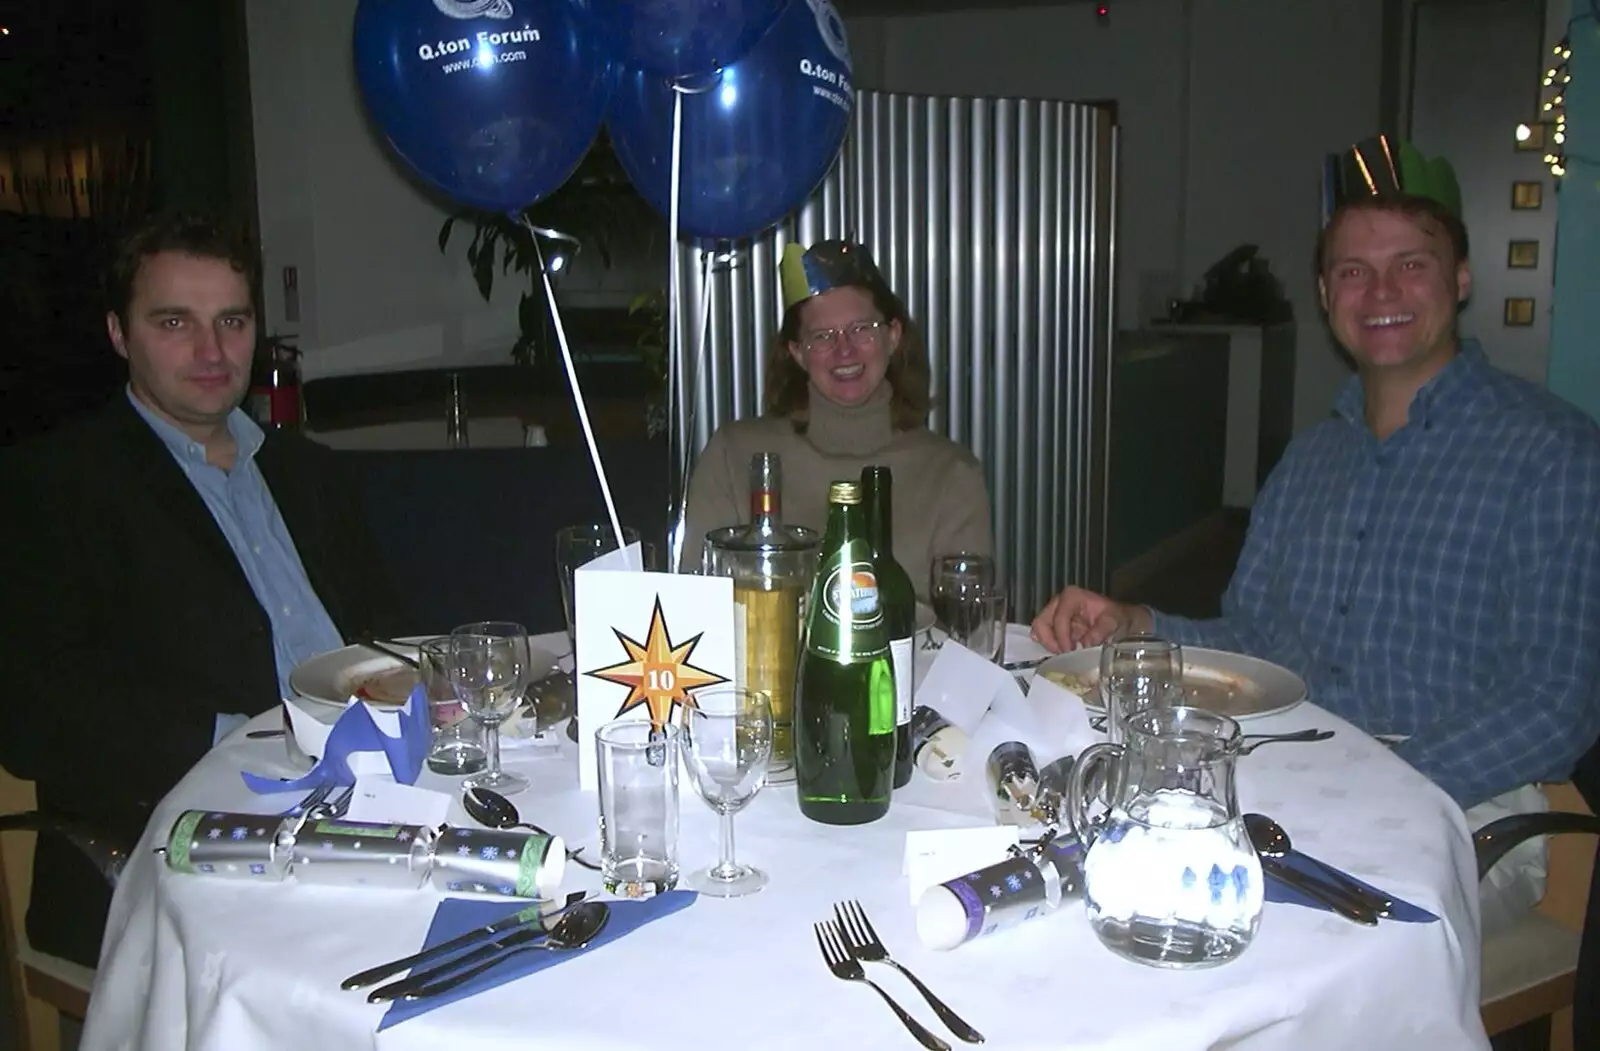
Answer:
[
  {"left": 833, "top": 900, "right": 985, "bottom": 1044},
  {"left": 814, "top": 921, "right": 950, "bottom": 1051}
]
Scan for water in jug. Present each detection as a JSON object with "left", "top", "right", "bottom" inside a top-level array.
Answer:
[{"left": 1066, "top": 705, "right": 1262, "bottom": 968}]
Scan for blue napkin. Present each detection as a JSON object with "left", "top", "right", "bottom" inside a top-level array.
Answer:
[
  {"left": 377, "top": 891, "right": 698, "bottom": 1030},
  {"left": 240, "top": 684, "right": 430, "bottom": 795},
  {"left": 1264, "top": 850, "right": 1437, "bottom": 922}
]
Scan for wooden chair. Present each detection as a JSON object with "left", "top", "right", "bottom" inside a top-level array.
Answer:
[
  {"left": 0, "top": 768, "right": 95, "bottom": 1051},
  {"left": 1477, "top": 782, "right": 1600, "bottom": 1051}
]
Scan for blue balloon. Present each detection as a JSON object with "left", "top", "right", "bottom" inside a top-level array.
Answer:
[
  {"left": 353, "top": 0, "right": 611, "bottom": 214},
  {"left": 607, "top": 0, "right": 853, "bottom": 240},
  {"left": 595, "top": 0, "right": 789, "bottom": 80}
]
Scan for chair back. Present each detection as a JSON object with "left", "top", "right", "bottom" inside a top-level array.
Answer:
[
  {"left": 1, "top": 767, "right": 66, "bottom": 1051},
  {"left": 1478, "top": 781, "right": 1597, "bottom": 1047}
]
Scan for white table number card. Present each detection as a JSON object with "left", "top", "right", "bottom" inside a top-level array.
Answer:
[{"left": 574, "top": 542, "right": 735, "bottom": 790}]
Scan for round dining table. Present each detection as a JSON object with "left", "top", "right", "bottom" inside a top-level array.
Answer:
[{"left": 79, "top": 629, "right": 1492, "bottom": 1051}]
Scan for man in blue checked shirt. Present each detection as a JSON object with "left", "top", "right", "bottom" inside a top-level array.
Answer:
[{"left": 1031, "top": 140, "right": 1600, "bottom": 936}]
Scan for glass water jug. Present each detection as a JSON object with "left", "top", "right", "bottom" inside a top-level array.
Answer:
[{"left": 1066, "top": 705, "right": 1262, "bottom": 968}]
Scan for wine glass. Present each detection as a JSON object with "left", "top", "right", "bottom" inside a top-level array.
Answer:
[
  {"left": 449, "top": 621, "right": 532, "bottom": 795},
  {"left": 929, "top": 553, "right": 1007, "bottom": 662},
  {"left": 678, "top": 687, "right": 773, "bottom": 897},
  {"left": 554, "top": 524, "right": 643, "bottom": 653}
]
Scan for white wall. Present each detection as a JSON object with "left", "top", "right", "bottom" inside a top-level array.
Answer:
[
  {"left": 875, "top": 0, "right": 1385, "bottom": 432},
  {"left": 245, "top": 0, "right": 1386, "bottom": 427},
  {"left": 877, "top": 2, "right": 1187, "bottom": 328},
  {"left": 246, "top": 0, "right": 658, "bottom": 379},
  {"left": 1409, "top": 0, "right": 1552, "bottom": 384}
]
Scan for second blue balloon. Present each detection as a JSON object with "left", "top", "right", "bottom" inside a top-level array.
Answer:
[{"left": 606, "top": 0, "right": 855, "bottom": 242}]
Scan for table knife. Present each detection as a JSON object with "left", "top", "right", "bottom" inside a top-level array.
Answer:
[
  {"left": 1263, "top": 857, "right": 1379, "bottom": 926},
  {"left": 340, "top": 891, "right": 585, "bottom": 991},
  {"left": 366, "top": 922, "right": 553, "bottom": 1003},
  {"left": 1293, "top": 853, "right": 1396, "bottom": 918}
]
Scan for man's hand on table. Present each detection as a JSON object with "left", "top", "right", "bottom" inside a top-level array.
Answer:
[{"left": 1030, "top": 586, "right": 1153, "bottom": 652}]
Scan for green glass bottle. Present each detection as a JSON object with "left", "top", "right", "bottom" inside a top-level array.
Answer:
[
  {"left": 795, "top": 481, "right": 897, "bottom": 825},
  {"left": 861, "top": 465, "right": 916, "bottom": 789}
]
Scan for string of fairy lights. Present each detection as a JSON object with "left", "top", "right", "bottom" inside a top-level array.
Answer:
[{"left": 1518, "top": 38, "right": 1572, "bottom": 177}]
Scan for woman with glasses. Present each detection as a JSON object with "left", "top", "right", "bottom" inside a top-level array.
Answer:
[{"left": 683, "top": 239, "right": 992, "bottom": 600}]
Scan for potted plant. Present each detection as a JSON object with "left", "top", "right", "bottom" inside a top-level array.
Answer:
[
  {"left": 627, "top": 287, "right": 669, "bottom": 438},
  {"left": 438, "top": 130, "right": 660, "bottom": 376}
]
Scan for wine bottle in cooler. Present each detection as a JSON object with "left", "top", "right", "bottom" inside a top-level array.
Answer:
[
  {"left": 704, "top": 453, "right": 819, "bottom": 775},
  {"left": 794, "top": 481, "right": 897, "bottom": 825},
  {"left": 860, "top": 465, "right": 915, "bottom": 788}
]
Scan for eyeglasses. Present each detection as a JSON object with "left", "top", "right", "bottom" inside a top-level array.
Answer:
[{"left": 798, "top": 320, "right": 888, "bottom": 355}]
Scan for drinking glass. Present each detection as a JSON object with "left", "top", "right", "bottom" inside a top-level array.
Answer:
[
  {"left": 1100, "top": 634, "right": 1184, "bottom": 743},
  {"left": 418, "top": 637, "right": 487, "bottom": 776},
  {"left": 678, "top": 688, "right": 773, "bottom": 897},
  {"left": 448, "top": 621, "right": 532, "bottom": 795},
  {"left": 555, "top": 524, "right": 644, "bottom": 652},
  {"left": 596, "top": 719, "right": 680, "bottom": 897},
  {"left": 929, "top": 554, "right": 1007, "bottom": 662}
]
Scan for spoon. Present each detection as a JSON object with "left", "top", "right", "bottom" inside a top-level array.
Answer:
[
  {"left": 462, "top": 786, "right": 602, "bottom": 872},
  {"left": 1235, "top": 728, "right": 1335, "bottom": 756},
  {"left": 1244, "top": 814, "right": 1392, "bottom": 918},
  {"left": 402, "top": 901, "right": 611, "bottom": 1000}
]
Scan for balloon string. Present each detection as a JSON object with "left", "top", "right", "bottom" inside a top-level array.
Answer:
[
  {"left": 666, "top": 88, "right": 687, "bottom": 572},
  {"left": 672, "top": 248, "right": 714, "bottom": 562},
  {"left": 528, "top": 227, "right": 624, "bottom": 551}
]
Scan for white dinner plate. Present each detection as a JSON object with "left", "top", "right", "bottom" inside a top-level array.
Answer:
[
  {"left": 1034, "top": 646, "right": 1308, "bottom": 722},
  {"left": 289, "top": 637, "right": 561, "bottom": 711}
]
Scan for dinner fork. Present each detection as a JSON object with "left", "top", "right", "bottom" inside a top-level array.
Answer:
[
  {"left": 833, "top": 900, "right": 984, "bottom": 1044},
  {"left": 814, "top": 922, "right": 950, "bottom": 1051}
]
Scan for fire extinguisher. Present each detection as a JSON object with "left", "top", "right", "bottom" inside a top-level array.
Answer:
[{"left": 249, "top": 335, "right": 303, "bottom": 430}]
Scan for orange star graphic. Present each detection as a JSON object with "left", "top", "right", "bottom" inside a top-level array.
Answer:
[{"left": 584, "top": 596, "right": 728, "bottom": 731}]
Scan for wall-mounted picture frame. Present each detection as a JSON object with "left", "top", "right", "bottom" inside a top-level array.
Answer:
[
  {"left": 1516, "top": 123, "right": 1547, "bottom": 151},
  {"left": 1504, "top": 297, "right": 1536, "bottom": 326},
  {"left": 1507, "top": 240, "right": 1540, "bottom": 269},
  {"left": 1512, "top": 181, "right": 1544, "bottom": 210}
]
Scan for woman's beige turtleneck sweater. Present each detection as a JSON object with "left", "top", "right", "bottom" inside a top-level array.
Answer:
[{"left": 683, "top": 386, "right": 993, "bottom": 601}]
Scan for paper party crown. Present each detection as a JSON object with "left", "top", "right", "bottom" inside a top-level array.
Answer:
[
  {"left": 779, "top": 240, "right": 888, "bottom": 312},
  {"left": 1321, "top": 135, "right": 1462, "bottom": 224}
]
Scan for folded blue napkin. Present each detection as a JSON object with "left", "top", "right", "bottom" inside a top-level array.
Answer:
[
  {"left": 1264, "top": 850, "right": 1437, "bottom": 923},
  {"left": 377, "top": 890, "right": 698, "bottom": 1030},
  {"left": 240, "top": 684, "right": 430, "bottom": 795}
]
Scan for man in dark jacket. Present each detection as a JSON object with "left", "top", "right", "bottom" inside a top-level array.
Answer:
[{"left": 0, "top": 214, "right": 405, "bottom": 967}]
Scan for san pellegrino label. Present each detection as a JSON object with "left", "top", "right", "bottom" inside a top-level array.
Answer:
[{"left": 810, "top": 554, "right": 889, "bottom": 662}]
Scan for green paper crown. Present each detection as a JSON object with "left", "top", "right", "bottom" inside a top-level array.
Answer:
[{"left": 1322, "top": 135, "right": 1462, "bottom": 222}]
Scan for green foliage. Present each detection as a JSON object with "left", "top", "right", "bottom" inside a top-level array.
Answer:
[{"left": 437, "top": 131, "right": 658, "bottom": 371}]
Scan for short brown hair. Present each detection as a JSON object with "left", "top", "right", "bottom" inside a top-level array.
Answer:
[
  {"left": 763, "top": 279, "right": 931, "bottom": 433},
  {"left": 1315, "top": 194, "right": 1470, "bottom": 276},
  {"left": 106, "top": 213, "right": 261, "bottom": 325}
]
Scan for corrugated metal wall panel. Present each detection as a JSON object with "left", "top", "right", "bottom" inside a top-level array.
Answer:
[{"left": 670, "top": 90, "right": 1115, "bottom": 616}]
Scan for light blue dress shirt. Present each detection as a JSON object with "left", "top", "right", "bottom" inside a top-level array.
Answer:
[{"left": 128, "top": 390, "right": 344, "bottom": 738}]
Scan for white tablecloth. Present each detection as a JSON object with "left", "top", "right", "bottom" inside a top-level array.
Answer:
[{"left": 81, "top": 632, "right": 1491, "bottom": 1051}]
